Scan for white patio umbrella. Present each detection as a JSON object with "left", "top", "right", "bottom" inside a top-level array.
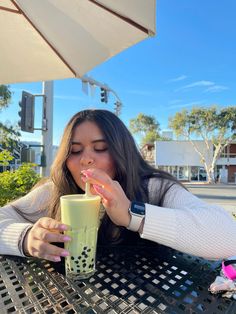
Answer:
[{"left": 0, "top": 0, "right": 156, "bottom": 84}]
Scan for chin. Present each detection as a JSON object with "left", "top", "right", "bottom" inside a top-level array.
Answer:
[{"left": 77, "top": 181, "right": 85, "bottom": 192}]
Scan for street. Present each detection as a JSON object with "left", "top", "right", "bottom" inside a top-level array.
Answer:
[{"left": 184, "top": 183, "right": 236, "bottom": 214}]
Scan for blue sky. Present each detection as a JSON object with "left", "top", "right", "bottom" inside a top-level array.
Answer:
[{"left": 1, "top": 0, "right": 236, "bottom": 145}]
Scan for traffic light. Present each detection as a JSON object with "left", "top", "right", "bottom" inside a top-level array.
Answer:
[
  {"left": 100, "top": 87, "right": 108, "bottom": 103},
  {"left": 114, "top": 101, "right": 122, "bottom": 116},
  {"left": 18, "top": 100, "right": 26, "bottom": 131},
  {"left": 18, "top": 91, "right": 35, "bottom": 133}
]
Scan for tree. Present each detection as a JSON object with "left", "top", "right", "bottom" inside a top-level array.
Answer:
[
  {"left": 169, "top": 106, "right": 236, "bottom": 183},
  {"left": 0, "top": 149, "right": 14, "bottom": 166},
  {"left": 129, "top": 113, "right": 161, "bottom": 146},
  {"left": 0, "top": 122, "right": 20, "bottom": 150},
  {"left": 0, "top": 163, "right": 40, "bottom": 207},
  {"left": 0, "top": 85, "right": 12, "bottom": 110}
]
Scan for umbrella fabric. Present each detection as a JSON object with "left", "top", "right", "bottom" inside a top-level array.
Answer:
[{"left": 0, "top": 0, "right": 156, "bottom": 84}]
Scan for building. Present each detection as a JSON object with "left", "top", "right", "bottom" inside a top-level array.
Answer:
[
  {"left": 154, "top": 140, "right": 236, "bottom": 183},
  {"left": 22, "top": 141, "right": 58, "bottom": 174},
  {"left": 0, "top": 141, "right": 59, "bottom": 174},
  {"left": 217, "top": 142, "right": 236, "bottom": 183},
  {"left": 0, "top": 142, "right": 26, "bottom": 172}
]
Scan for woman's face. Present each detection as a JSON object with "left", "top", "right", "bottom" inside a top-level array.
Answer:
[{"left": 66, "top": 121, "right": 115, "bottom": 191}]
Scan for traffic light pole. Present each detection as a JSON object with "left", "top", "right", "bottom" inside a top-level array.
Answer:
[
  {"left": 40, "top": 81, "right": 53, "bottom": 177},
  {"left": 82, "top": 75, "right": 122, "bottom": 115}
]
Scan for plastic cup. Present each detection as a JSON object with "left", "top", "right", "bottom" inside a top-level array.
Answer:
[{"left": 60, "top": 193, "right": 101, "bottom": 279}]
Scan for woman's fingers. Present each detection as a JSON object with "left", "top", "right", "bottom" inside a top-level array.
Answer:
[
  {"left": 34, "top": 226, "right": 71, "bottom": 243},
  {"left": 93, "top": 184, "right": 109, "bottom": 198},
  {"left": 89, "top": 173, "right": 131, "bottom": 227},
  {"left": 30, "top": 240, "right": 69, "bottom": 261},
  {"left": 82, "top": 169, "right": 131, "bottom": 228},
  {"left": 81, "top": 169, "right": 112, "bottom": 190},
  {"left": 24, "top": 217, "right": 71, "bottom": 261},
  {"left": 37, "top": 217, "right": 69, "bottom": 232}
]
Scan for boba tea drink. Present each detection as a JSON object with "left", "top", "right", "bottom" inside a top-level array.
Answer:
[{"left": 60, "top": 185, "right": 101, "bottom": 279}]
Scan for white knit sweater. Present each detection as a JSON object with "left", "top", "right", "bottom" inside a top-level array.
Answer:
[{"left": 0, "top": 181, "right": 235, "bottom": 260}]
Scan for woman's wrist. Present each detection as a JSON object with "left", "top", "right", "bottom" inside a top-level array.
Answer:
[
  {"left": 125, "top": 201, "right": 132, "bottom": 228},
  {"left": 126, "top": 201, "right": 146, "bottom": 232},
  {"left": 22, "top": 227, "right": 32, "bottom": 257}
]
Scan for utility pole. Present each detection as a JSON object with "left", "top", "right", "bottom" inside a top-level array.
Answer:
[{"left": 40, "top": 81, "right": 53, "bottom": 177}]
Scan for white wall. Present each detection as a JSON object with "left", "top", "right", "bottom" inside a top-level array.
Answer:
[
  {"left": 155, "top": 141, "right": 213, "bottom": 166},
  {"left": 217, "top": 157, "right": 236, "bottom": 166}
]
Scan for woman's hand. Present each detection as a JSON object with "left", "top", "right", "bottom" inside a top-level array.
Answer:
[
  {"left": 23, "top": 217, "right": 71, "bottom": 262},
  {"left": 81, "top": 169, "right": 131, "bottom": 227}
]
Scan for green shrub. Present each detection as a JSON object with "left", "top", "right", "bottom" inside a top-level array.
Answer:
[{"left": 0, "top": 163, "right": 40, "bottom": 207}]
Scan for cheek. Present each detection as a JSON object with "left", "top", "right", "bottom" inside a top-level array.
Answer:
[
  {"left": 66, "top": 158, "right": 84, "bottom": 189},
  {"left": 66, "top": 157, "right": 73, "bottom": 173},
  {"left": 66, "top": 157, "right": 81, "bottom": 178},
  {"left": 105, "top": 158, "right": 116, "bottom": 179}
]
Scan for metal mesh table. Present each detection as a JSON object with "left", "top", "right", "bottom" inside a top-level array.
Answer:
[{"left": 0, "top": 244, "right": 235, "bottom": 314}]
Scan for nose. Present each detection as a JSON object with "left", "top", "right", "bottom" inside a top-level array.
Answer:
[{"left": 80, "top": 152, "right": 94, "bottom": 166}]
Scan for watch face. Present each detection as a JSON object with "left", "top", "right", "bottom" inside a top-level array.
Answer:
[{"left": 132, "top": 202, "right": 145, "bottom": 215}]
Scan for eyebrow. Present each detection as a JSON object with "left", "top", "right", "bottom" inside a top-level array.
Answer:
[{"left": 71, "top": 139, "right": 106, "bottom": 145}]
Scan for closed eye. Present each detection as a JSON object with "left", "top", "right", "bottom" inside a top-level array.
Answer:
[
  {"left": 70, "top": 148, "right": 108, "bottom": 155},
  {"left": 70, "top": 150, "right": 82, "bottom": 155},
  {"left": 94, "top": 148, "right": 108, "bottom": 152}
]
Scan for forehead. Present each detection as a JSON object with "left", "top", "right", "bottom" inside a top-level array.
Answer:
[{"left": 72, "top": 121, "right": 104, "bottom": 141}]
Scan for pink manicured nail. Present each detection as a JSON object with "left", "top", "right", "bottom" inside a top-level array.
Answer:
[
  {"left": 62, "top": 236, "right": 71, "bottom": 241},
  {"left": 60, "top": 250, "right": 70, "bottom": 257},
  {"left": 81, "top": 169, "right": 93, "bottom": 177},
  {"left": 59, "top": 224, "right": 68, "bottom": 230},
  {"left": 81, "top": 176, "right": 87, "bottom": 182}
]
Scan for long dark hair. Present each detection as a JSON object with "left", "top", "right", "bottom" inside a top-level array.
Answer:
[{"left": 50, "top": 109, "right": 180, "bottom": 244}]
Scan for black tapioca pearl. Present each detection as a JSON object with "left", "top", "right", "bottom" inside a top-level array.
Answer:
[
  {"left": 89, "top": 264, "right": 93, "bottom": 269},
  {"left": 82, "top": 259, "right": 86, "bottom": 263},
  {"left": 87, "top": 248, "right": 91, "bottom": 252},
  {"left": 71, "top": 256, "right": 75, "bottom": 260},
  {"left": 84, "top": 246, "right": 88, "bottom": 250},
  {"left": 71, "top": 268, "right": 74, "bottom": 271},
  {"left": 91, "top": 258, "right": 94, "bottom": 262},
  {"left": 81, "top": 251, "right": 86, "bottom": 256},
  {"left": 83, "top": 263, "right": 86, "bottom": 268},
  {"left": 75, "top": 261, "right": 79, "bottom": 264},
  {"left": 78, "top": 256, "right": 81, "bottom": 260}
]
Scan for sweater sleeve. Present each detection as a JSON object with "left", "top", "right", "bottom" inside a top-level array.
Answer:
[
  {"left": 140, "top": 184, "right": 236, "bottom": 260},
  {"left": 0, "top": 182, "right": 52, "bottom": 257}
]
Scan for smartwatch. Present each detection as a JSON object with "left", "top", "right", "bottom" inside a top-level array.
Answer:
[{"left": 127, "top": 201, "right": 146, "bottom": 232}]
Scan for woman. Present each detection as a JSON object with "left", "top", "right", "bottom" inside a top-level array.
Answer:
[{"left": 0, "top": 109, "right": 235, "bottom": 262}]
